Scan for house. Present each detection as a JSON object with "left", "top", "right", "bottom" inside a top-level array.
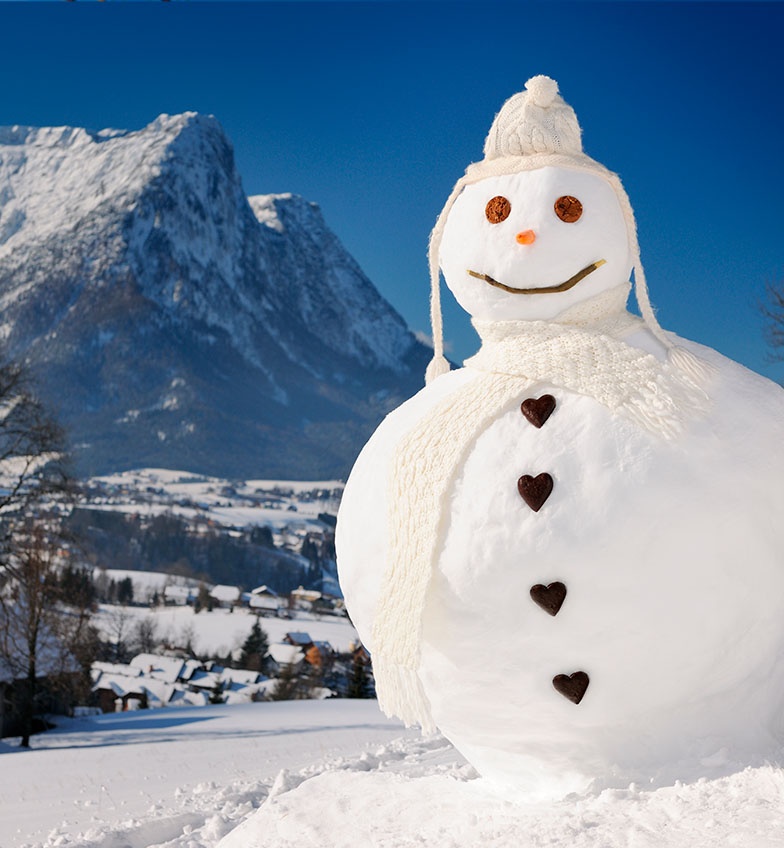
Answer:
[
  {"left": 129, "top": 653, "right": 185, "bottom": 684},
  {"left": 220, "top": 667, "right": 262, "bottom": 687},
  {"left": 187, "top": 669, "right": 224, "bottom": 693},
  {"left": 266, "top": 643, "right": 304, "bottom": 675},
  {"left": 249, "top": 585, "right": 282, "bottom": 616},
  {"left": 304, "top": 641, "right": 334, "bottom": 670},
  {"left": 289, "top": 586, "right": 322, "bottom": 612},
  {"left": 283, "top": 632, "right": 313, "bottom": 650},
  {"left": 92, "top": 672, "right": 176, "bottom": 712},
  {"left": 209, "top": 584, "right": 245, "bottom": 609},
  {"left": 164, "top": 584, "right": 196, "bottom": 606}
]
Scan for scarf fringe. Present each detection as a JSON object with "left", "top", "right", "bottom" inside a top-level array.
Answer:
[
  {"left": 668, "top": 345, "right": 717, "bottom": 384},
  {"left": 373, "top": 659, "right": 436, "bottom": 732}
]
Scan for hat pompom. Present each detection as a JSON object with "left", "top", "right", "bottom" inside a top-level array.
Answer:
[{"left": 525, "top": 75, "right": 559, "bottom": 108}]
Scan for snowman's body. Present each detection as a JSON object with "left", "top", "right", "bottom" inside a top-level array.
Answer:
[
  {"left": 338, "top": 328, "right": 784, "bottom": 796},
  {"left": 336, "top": 76, "right": 784, "bottom": 798}
]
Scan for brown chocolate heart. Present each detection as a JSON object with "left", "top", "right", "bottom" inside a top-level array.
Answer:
[
  {"left": 553, "top": 671, "right": 590, "bottom": 704},
  {"left": 530, "top": 582, "right": 567, "bottom": 616},
  {"left": 521, "top": 394, "right": 556, "bottom": 428},
  {"left": 517, "top": 473, "right": 553, "bottom": 512}
]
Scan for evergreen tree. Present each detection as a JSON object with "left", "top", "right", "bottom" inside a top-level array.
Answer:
[
  {"left": 194, "top": 582, "right": 211, "bottom": 614},
  {"left": 239, "top": 619, "right": 269, "bottom": 672},
  {"left": 117, "top": 576, "right": 134, "bottom": 605},
  {"left": 209, "top": 680, "right": 226, "bottom": 704},
  {"left": 347, "top": 651, "right": 373, "bottom": 698}
]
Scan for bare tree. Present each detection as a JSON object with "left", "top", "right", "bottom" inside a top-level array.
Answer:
[
  {"left": 0, "top": 524, "right": 93, "bottom": 747},
  {"left": 131, "top": 615, "right": 160, "bottom": 655},
  {"left": 103, "top": 605, "right": 134, "bottom": 663},
  {"left": 762, "top": 281, "right": 784, "bottom": 360},
  {"left": 0, "top": 353, "right": 84, "bottom": 746},
  {"left": 0, "top": 359, "right": 71, "bottom": 539}
]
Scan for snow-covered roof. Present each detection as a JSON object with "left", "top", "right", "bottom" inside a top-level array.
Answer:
[
  {"left": 130, "top": 653, "right": 185, "bottom": 683},
  {"left": 140, "top": 678, "right": 176, "bottom": 706},
  {"left": 92, "top": 661, "right": 142, "bottom": 679},
  {"left": 285, "top": 632, "right": 313, "bottom": 646},
  {"left": 188, "top": 670, "right": 223, "bottom": 690},
  {"left": 93, "top": 674, "right": 146, "bottom": 698},
  {"left": 291, "top": 588, "right": 322, "bottom": 601},
  {"left": 209, "top": 584, "right": 242, "bottom": 603},
  {"left": 220, "top": 668, "right": 262, "bottom": 686},
  {"left": 92, "top": 673, "right": 176, "bottom": 707},
  {"left": 168, "top": 688, "right": 209, "bottom": 708},
  {"left": 251, "top": 585, "right": 279, "bottom": 596},
  {"left": 267, "top": 643, "right": 304, "bottom": 667},
  {"left": 181, "top": 658, "right": 203, "bottom": 681}
]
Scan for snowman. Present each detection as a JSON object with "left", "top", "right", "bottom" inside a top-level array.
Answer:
[{"left": 336, "top": 76, "right": 784, "bottom": 799}]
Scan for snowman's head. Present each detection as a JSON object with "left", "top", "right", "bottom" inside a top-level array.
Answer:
[
  {"left": 425, "top": 75, "right": 670, "bottom": 383},
  {"left": 439, "top": 165, "right": 633, "bottom": 323}
]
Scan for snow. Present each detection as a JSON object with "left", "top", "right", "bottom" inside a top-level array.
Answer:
[
  {"left": 0, "top": 700, "right": 416, "bottom": 848},
  {"left": 86, "top": 467, "right": 343, "bottom": 535},
  {"left": 92, "top": 605, "right": 359, "bottom": 657},
  {"left": 2, "top": 699, "right": 784, "bottom": 848}
]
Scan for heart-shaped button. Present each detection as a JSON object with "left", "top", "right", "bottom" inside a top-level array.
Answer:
[
  {"left": 530, "top": 582, "right": 567, "bottom": 616},
  {"left": 553, "top": 671, "right": 589, "bottom": 704},
  {"left": 521, "top": 394, "right": 556, "bottom": 428},
  {"left": 517, "top": 473, "right": 553, "bottom": 512}
]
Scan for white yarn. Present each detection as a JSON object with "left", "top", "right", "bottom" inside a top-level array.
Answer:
[{"left": 371, "top": 290, "right": 712, "bottom": 729}]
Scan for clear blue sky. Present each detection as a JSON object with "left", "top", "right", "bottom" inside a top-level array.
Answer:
[{"left": 1, "top": 2, "right": 782, "bottom": 380}]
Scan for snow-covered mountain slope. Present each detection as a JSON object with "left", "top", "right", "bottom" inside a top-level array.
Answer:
[{"left": 0, "top": 114, "right": 430, "bottom": 478}]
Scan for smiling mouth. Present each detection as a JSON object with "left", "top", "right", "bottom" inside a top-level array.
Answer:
[{"left": 467, "top": 259, "right": 607, "bottom": 294}]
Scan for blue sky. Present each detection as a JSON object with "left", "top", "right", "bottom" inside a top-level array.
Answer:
[{"left": 0, "top": 2, "right": 782, "bottom": 380}]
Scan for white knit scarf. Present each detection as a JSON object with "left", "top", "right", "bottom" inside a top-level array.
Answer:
[{"left": 370, "top": 286, "right": 711, "bottom": 731}]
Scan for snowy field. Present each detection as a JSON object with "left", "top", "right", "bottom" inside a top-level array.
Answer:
[
  {"left": 93, "top": 605, "right": 359, "bottom": 657},
  {"left": 87, "top": 468, "right": 343, "bottom": 534},
  {"left": 2, "top": 699, "right": 784, "bottom": 848}
]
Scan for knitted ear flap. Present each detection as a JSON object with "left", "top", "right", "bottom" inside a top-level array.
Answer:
[{"left": 425, "top": 180, "right": 467, "bottom": 384}]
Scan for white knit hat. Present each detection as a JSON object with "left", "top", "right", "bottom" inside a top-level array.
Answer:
[
  {"left": 484, "top": 74, "right": 582, "bottom": 158},
  {"left": 425, "top": 75, "right": 708, "bottom": 385}
]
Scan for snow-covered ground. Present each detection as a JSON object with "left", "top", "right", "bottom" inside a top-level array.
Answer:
[
  {"left": 93, "top": 605, "right": 359, "bottom": 657},
  {"left": 2, "top": 699, "right": 784, "bottom": 848},
  {"left": 86, "top": 468, "right": 343, "bottom": 534},
  {"left": 0, "top": 700, "right": 417, "bottom": 848}
]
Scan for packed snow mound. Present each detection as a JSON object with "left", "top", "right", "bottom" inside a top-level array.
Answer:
[{"left": 217, "top": 736, "right": 784, "bottom": 848}]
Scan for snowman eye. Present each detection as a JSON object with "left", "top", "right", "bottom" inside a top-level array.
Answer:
[
  {"left": 485, "top": 196, "right": 511, "bottom": 224},
  {"left": 554, "top": 196, "right": 583, "bottom": 223}
]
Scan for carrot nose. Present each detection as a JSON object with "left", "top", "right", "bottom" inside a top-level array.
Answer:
[{"left": 516, "top": 230, "right": 536, "bottom": 245}]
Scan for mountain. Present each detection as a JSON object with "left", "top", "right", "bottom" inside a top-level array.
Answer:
[{"left": 0, "top": 113, "right": 431, "bottom": 479}]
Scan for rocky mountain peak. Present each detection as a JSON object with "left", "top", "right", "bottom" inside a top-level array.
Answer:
[{"left": 0, "top": 113, "right": 430, "bottom": 478}]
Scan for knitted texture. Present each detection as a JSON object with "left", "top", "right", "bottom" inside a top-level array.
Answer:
[
  {"left": 371, "top": 370, "right": 532, "bottom": 730},
  {"left": 371, "top": 292, "right": 712, "bottom": 729},
  {"left": 483, "top": 75, "right": 583, "bottom": 159}
]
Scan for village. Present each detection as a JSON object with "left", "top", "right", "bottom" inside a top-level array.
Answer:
[
  {"left": 89, "top": 575, "right": 372, "bottom": 715},
  {"left": 0, "top": 469, "right": 379, "bottom": 739}
]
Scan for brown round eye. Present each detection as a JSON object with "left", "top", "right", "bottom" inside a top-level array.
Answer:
[
  {"left": 485, "top": 196, "right": 511, "bottom": 224},
  {"left": 554, "top": 195, "right": 583, "bottom": 223}
]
